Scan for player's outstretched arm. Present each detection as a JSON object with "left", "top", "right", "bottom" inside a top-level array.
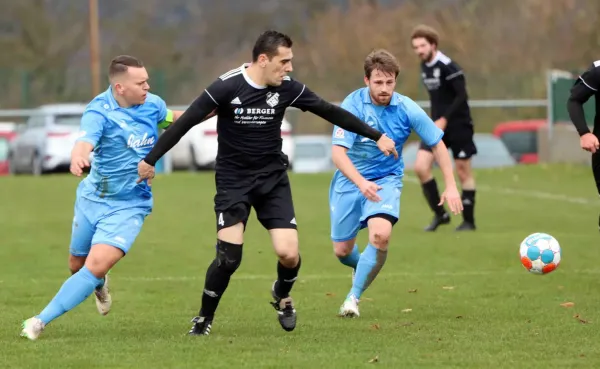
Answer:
[
  {"left": 567, "top": 64, "right": 600, "bottom": 153},
  {"left": 137, "top": 93, "right": 216, "bottom": 183},
  {"left": 331, "top": 145, "right": 382, "bottom": 202},
  {"left": 289, "top": 83, "right": 397, "bottom": 158},
  {"left": 430, "top": 141, "right": 462, "bottom": 214},
  {"left": 405, "top": 96, "right": 461, "bottom": 214},
  {"left": 159, "top": 109, "right": 216, "bottom": 130},
  {"left": 143, "top": 94, "right": 215, "bottom": 164},
  {"left": 312, "top": 102, "right": 397, "bottom": 159}
]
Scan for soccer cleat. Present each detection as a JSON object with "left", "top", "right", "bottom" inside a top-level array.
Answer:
[
  {"left": 270, "top": 282, "right": 297, "bottom": 332},
  {"left": 455, "top": 221, "right": 476, "bottom": 231},
  {"left": 94, "top": 274, "right": 112, "bottom": 316},
  {"left": 338, "top": 294, "right": 360, "bottom": 318},
  {"left": 20, "top": 317, "right": 45, "bottom": 340},
  {"left": 188, "top": 316, "right": 213, "bottom": 336},
  {"left": 424, "top": 213, "right": 451, "bottom": 232}
]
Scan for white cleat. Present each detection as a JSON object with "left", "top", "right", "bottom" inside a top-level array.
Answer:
[
  {"left": 338, "top": 294, "right": 360, "bottom": 318},
  {"left": 20, "top": 317, "right": 45, "bottom": 340},
  {"left": 94, "top": 274, "right": 112, "bottom": 316}
]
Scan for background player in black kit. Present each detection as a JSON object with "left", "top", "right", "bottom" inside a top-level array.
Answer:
[
  {"left": 410, "top": 25, "right": 477, "bottom": 232},
  {"left": 567, "top": 60, "right": 600, "bottom": 228},
  {"left": 137, "top": 30, "right": 397, "bottom": 336}
]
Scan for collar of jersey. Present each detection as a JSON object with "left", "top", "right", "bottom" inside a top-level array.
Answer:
[
  {"left": 361, "top": 87, "right": 398, "bottom": 106},
  {"left": 103, "top": 86, "right": 120, "bottom": 110}
]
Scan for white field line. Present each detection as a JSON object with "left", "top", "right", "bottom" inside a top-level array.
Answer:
[
  {"left": 402, "top": 176, "right": 595, "bottom": 206},
  {"left": 5, "top": 269, "right": 600, "bottom": 284}
]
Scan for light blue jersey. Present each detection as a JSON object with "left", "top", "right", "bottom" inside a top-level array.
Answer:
[
  {"left": 329, "top": 88, "right": 443, "bottom": 241},
  {"left": 70, "top": 86, "right": 169, "bottom": 255}
]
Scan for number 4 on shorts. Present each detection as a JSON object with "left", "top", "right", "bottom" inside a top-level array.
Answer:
[{"left": 218, "top": 213, "right": 224, "bottom": 226}]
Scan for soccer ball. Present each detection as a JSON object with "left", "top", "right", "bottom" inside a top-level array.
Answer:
[{"left": 519, "top": 233, "right": 561, "bottom": 275}]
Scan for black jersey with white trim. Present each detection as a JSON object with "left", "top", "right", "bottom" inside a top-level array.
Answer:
[
  {"left": 568, "top": 60, "right": 600, "bottom": 136},
  {"left": 202, "top": 64, "right": 319, "bottom": 174},
  {"left": 420, "top": 51, "right": 472, "bottom": 125}
]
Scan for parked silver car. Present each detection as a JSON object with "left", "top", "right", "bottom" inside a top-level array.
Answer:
[
  {"left": 9, "top": 103, "right": 87, "bottom": 175},
  {"left": 291, "top": 135, "right": 335, "bottom": 173}
]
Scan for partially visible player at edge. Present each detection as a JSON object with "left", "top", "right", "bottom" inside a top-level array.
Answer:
[
  {"left": 137, "top": 30, "right": 397, "bottom": 336},
  {"left": 567, "top": 59, "right": 600, "bottom": 228},
  {"left": 20, "top": 55, "right": 193, "bottom": 340},
  {"left": 330, "top": 49, "right": 463, "bottom": 317},
  {"left": 411, "top": 25, "right": 478, "bottom": 232}
]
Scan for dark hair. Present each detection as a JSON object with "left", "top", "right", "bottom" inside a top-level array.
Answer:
[
  {"left": 364, "top": 49, "right": 401, "bottom": 79},
  {"left": 252, "top": 30, "right": 293, "bottom": 62},
  {"left": 410, "top": 24, "right": 440, "bottom": 46},
  {"left": 108, "top": 55, "right": 144, "bottom": 78}
]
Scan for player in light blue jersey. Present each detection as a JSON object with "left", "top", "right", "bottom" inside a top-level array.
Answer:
[
  {"left": 329, "top": 50, "right": 463, "bottom": 317},
  {"left": 20, "top": 55, "right": 187, "bottom": 340}
]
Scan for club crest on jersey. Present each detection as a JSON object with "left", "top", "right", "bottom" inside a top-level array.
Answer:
[
  {"left": 266, "top": 92, "right": 279, "bottom": 107},
  {"left": 334, "top": 128, "right": 345, "bottom": 138}
]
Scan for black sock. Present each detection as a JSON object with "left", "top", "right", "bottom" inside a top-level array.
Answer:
[
  {"left": 199, "top": 241, "right": 242, "bottom": 318},
  {"left": 422, "top": 179, "right": 446, "bottom": 216},
  {"left": 462, "top": 190, "right": 476, "bottom": 224},
  {"left": 274, "top": 255, "right": 301, "bottom": 299}
]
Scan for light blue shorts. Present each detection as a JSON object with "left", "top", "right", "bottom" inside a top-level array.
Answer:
[
  {"left": 329, "top": 177, "right": 401, "bottom": 242},
  {"left": 69, "top": 193, "right": 152, "bottom": 257}
]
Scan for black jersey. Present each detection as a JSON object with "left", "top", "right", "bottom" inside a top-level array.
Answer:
[
  {"left": 144, "top": 63, "right": 383, "bottom": 175},
  {"left": 420, "top": 51, "right": 472, "bottom": 126},
  {"left": 204, "top": 64, "right": 319, "bottom": 174},
  {"left": 568, "top": 60, "right": 600, "bottom": 136}
]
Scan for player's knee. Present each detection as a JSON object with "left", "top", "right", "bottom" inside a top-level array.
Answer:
[
  {"left": 414, "top": 159, "right": 432, "bottom": 180},
  {"left": 216, "top": 239, "right": 243, "bottom": 274},
  {"left": 370, "top": 231, "right": 390, "bottom": 250},
  {"left": 333, "top": 241, "right": 355, "bottom": 258},
  {"left": 85, "top": 244, "right": 125, "bottom": 278},
  {"left": 69, "top": 254, "right": 86, "bottom": 274},
  {"left": 271, "top": 230, "right": 299, "bottom": 267}
]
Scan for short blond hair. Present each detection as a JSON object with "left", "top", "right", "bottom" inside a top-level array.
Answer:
[
  {"left": 364, "top": 49, "right": 400, "bottom": 79},
  {"left": 410, "top": 24, "right": 440, "bottom": 46}
]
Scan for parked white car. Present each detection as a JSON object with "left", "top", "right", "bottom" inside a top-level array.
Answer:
[
  {"left": 170, "top": 115, "right": 294, "bottom": 170},
  {"left": 9, "top": 103, "right": 87, "bottom": 175}
]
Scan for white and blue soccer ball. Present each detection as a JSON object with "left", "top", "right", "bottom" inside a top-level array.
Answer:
[{"left": 519, "top": 233, "right": 561, "bottom": 275}]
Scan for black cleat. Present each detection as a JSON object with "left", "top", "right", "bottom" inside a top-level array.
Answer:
[
  {"left": 455, "top": 221, "right": 476, "bottom": 231},
  {"left": 424, "top": 213, "right": 451, "bottom": 232},
  {"left": 270, "top": 282, "right": 297, "bottom": 332},
  {"left": 188, "top": 316, "right": 213, "bottom": 336}
]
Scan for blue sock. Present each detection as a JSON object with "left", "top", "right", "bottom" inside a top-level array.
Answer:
[
  {"left": 338, "top": 244, "right": 360, "bottom": 269},
  {"left": 96, "top": 276, "right": 105, "bottom": 290},
  {"left": 349, "top": 244, "right": 388, "bottom": 300},
  {"left": 37, "top": 266, "right": 103, "bottom": 325}
]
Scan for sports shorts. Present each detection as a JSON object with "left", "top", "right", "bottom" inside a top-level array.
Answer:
[
  {"left": 214, "top": 169, "right": 297, "bottom": 231},
  {"left": 329, "top": 176, "right": 401, "bottom": 242},
  {"left": 419, "top": 123, "right": 477, "bottom": 160},
  {"left": 69, "top": 186, "right": 152, "bottom": 256}
]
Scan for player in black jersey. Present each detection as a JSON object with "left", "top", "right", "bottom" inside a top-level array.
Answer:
[
  {"left": 137, "top": 30, "right": 397, "bottom": 336},
  {"left": 567, "top": 60, "right": 600, "bottom": 229},
  {"left": 410, "top": 25, "right": 477, "bottom": 232}
]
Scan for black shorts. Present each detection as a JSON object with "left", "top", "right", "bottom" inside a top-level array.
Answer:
[
  {"left": 419, "top": 125, "right": 477, "bottom": 160},
  {"left": 214, "top": 170, "right": 297, "bottom": 232}
]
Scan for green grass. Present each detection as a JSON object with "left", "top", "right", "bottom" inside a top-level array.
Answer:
[{"left": 1, "top": 165, "right": 599, "bottom": 368}]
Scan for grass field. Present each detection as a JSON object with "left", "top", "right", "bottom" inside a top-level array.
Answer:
[{"left": 1, "top": 165, "right": 600, "bottom": 368}]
